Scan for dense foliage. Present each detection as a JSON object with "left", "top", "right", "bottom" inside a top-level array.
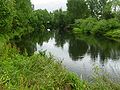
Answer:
[
  {"left": 12, "top": 0, "right": 33, "bottom": 33},
  {"left": 70, "top": 0, "right": 120, "bottom": 40},
  {"left": 30, "top": 9, "right": 52, "bottom": 31},
  {"left": 73, "top": 18, "right": 120, "bottom": 38},
  {"left": 67, "top": 0, "right": 120, "bottom": 20},
  {"left": 0, "top": 0, "right": 34, "bottom": 35},
  {"left": 52, "top": 9, "right": 70, "bottom": 30},
  {"left": 0, "top": 0, "right": 15, "bottom": 33},
  {"left": 67, "top": 0, "right": 89, "bottom": 21}
]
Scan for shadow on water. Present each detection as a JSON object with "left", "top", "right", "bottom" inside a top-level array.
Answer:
[{"left": 10, "top": 30, "right": 120, "bottom": 81}]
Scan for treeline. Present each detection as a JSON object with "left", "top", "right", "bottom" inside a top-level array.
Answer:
[
  {"left": 0, "top": 0, "right": 52, "bottom": 35},
  {"left": 1, "top": 0, "right": 120, "bottom": 38},
  {"left": 52, "top": 0, "right": 120, "bottom": 26},
  {"left": 67, "top": 0, "right": 120, "bottom": 20},
  {"left": 48, "top": 0, "right": 120, "bottom": 33},
  {"left": 66, "top": 0, "right": 120, "bottom": 39}
]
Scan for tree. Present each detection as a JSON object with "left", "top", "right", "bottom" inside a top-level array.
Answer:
[
  {"left": 12, "top": 0, "right": 33, "bottom": 33},
  {"left": 30, "top": 9, "right": 52, "bottom": 31},
  {"left": 67, "top": 0, "right": 89, "bottom": 22},
  {"left": 53, "top": 9, "right": 69, "bottom": 30},
  {"left": 0, "top": 0, "right": 16, "bottom": 33},
  {"left": 112, "top": 0, "right": 120, "bottom": 21},
  {"left": 87, "top": 0, "right": 114, "bottom": 19}
]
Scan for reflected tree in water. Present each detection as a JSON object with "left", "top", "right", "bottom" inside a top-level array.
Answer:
[
  {"left": 69, "top": 38, "right": 88, "bottom": 61},
  {"left": 54, "top": 31, "right": 69, "bottom": 48},
  {"left": 77, "top": 35, "right": 120, "bottom": 64},
  {"left": 10, "top": 30, "right": 54, "bottom": 56},
  {"left": 11, "top": 31, "right": 120, "bottom": 65}
]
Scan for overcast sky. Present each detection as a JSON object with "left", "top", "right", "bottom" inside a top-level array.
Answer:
[{"left": 31, "top": 0, "right": 67, "bottom": 11}]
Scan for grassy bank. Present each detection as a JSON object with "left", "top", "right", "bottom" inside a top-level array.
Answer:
[
  {"left": 0, "top": 45, "right": 82, "bottom": 90},
  {"left": 0, "top": 34, "right": 86, "bottom": 90},
  {"left": 1, "top": 46, "right": 120, "bottom": 90}
]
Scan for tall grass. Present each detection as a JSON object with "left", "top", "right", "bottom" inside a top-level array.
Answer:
[{"left": 0, "top": 44, "right": 85, "bottom": 90}]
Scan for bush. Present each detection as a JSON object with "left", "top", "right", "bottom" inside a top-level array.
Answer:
[
  {"left": 73, "top": 28, "right": 83, "bottom": 34},
  {"left": 107, "top": 19, "right": 120, "bottom": 29},
  {"left": 74, "top": 18, "right": 97, "bottom": 34},
  {"left": 91, "top": 18, "right": 120, "bottom": 35},
  {"left": 105, "top": 29, "right": 120, "bottom": 38},
  {"left": 92, "top": 19, "right": 108, "bottom": 35},
  {"left": 73, "top": 18, "right": 120, "bottom": 37}
]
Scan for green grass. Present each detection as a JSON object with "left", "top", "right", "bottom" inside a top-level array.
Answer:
[{"left": 0, "top": 36, "right": 84, "bottom": 90}]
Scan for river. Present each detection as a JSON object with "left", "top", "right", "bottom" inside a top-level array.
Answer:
[{"left": 10, "top": 30, "right": 120, "bottom": 81}]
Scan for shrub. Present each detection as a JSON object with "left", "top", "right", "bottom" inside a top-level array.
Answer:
[
  {"left": 73, "top": 18, "right": 120, "bottom": 37},
  {"left": 73, "top": 28, "right": 83, "bottom": 34},
  {"left": 91, "top": 18, "right": 120, "bottom": 35},
  {"left": 92, "top": 19, "right": 108, "bottom": 35},
  {"left": 105, "top": 29, "right": 120, "bottom": 38},
  {"left": 74, "top": 18, "right": 97, "bottom": 34},
  {"left": 107, "top": 18, "right": 120, "bottom": 29}
]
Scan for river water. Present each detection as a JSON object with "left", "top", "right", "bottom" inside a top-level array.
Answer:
[{"left": 10, "top": 31, "right": 120, "bottom": 81}]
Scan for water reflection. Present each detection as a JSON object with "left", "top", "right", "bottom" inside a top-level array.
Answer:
[
  {"left": 54, "top": 31, "right": 69, "bottom": 48},
  {"left": 82, "top": 36, "right": 120, "bottom": 63},
  {"left": 10, "top": 30, "right": 120, "bottom": 63},
  {"left": 10, "top": 30, "right": 120, "bottom": 81},
  {"left": 10, "top": 31, "right": 54, "bottom": 56},
  {"left": 69, "top": 39, "right": 88, "bottom": 60}
]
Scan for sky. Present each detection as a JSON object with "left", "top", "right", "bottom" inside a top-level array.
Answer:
[{"left": 31, "top": 0, "right": 67, "bottom": 11}]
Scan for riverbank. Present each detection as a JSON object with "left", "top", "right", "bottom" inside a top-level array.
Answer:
[
  {"left": 0, "top": 44, "right": 81, "bottom": 89},
  {"left": 1, "top": 32, "right": 120, "bottom": 90}
]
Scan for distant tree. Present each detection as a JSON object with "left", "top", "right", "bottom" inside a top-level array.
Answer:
[
  {"left": 53, "top": 9, "right": 69, "bottom": 29},
  {"left": 87, "top": 0, "right": 104, "bottom": 19},
  {"left": 86, "top": 0, "right": 115, "bottom": 19},
  {"left": 67, "top": 0, "right": 90, "bottom": 22},
  {"left": 112, "top": 0, "right": 120, "bottom": 21}
]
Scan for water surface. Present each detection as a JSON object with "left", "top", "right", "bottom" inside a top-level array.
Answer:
[{"left": 10, "top": 31, "right": 120, "bottom": 81}]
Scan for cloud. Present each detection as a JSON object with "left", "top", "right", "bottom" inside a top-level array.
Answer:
[{"left": 31, "top": 0, "right": 67, "bottom": 11}]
